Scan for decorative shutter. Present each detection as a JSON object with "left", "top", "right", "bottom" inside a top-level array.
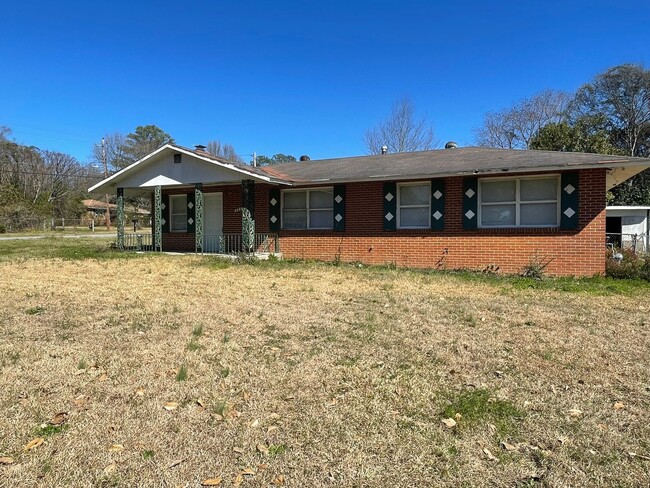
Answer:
[
  {"left": 383, "top": 182, "right": 397, "bottom": 231},
  {"left": 187, "top": 192, "right": 195, "bottom": 233},
  {"left": 560, "top": 172, "right": 579, "bottom": 229},
  {"left": 333, "top": 184, "right": 345, "bottom": 232},
  {"left": 463, "top": 177, "right": 478, "bottom": 230},
  {"left": 161, "top": 194, "right": 170, "bottom": 233},
  {"left": 430, "top": 179, "right": 445, "bottom": 231},
  {"left": 269, "top": 187, "right": 281, "bottom": 232}
]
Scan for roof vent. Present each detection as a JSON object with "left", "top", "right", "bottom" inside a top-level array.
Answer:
[
  {"left": 194, "top": 144, "right": 207, "bottom": 151},
  {"left": 445, "top": 141, "right": 458, "bottom": 149},
  {"left": 299, "top": 155, "right": 310, "bottom": 161},
  {"left": 381, "top": 145, "right": 388, "bottom": 154}
]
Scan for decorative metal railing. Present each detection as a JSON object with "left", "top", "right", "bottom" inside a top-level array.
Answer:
[
  {"left": 120, "top": 233, "right": 279, "bottom": 254},
  {"left": 201, "top": 233, "right": 279, "bottom": 254},
  {"left": 123, "top": 233, "right": 154, "bottom": 251}
]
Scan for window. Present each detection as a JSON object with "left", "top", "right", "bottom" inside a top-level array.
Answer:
[
  {"left": 282, "top": 188, "right": 333, "bottom": 229},
  {"left": 170, "top": 194, "right": 187, "bottom": 232},
  {"left": 174, "top": 154, "right": 182, "bottom": 164},
  {"left": 479, "top": 176, "right": 559, "bottom": 228},
  {"left": 398, "top": 182, "right": 430, "bottom": 228}
]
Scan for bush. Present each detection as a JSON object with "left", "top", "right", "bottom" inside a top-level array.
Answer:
[{"left": 606, "top": 248, "right": 650, "bottom": 281}]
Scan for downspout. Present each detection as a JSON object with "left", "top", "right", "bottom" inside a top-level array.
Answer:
[{"left": 646, "top": 209, "right": 649, "bottom": 253}]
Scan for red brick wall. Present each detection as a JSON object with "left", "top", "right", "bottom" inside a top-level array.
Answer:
[
  {"left": 155, "top": 171, "right": 606, "bottom": 276},
  {"left": 278, "top": 169, "right": 607, "bottom": 277}
]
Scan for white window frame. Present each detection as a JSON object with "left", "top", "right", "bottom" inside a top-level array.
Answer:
[
  {"left": 170, "top": 194, "right": 187, "bottom": 232},
  {"left": 397, "top": 181, "right": 431, "bottom": 229},
  {"left": 281, "top": 188, "right": 334, "bottom": 230},
  {"left": 478, "top": 175, "right": 560, "bottom": 228}
]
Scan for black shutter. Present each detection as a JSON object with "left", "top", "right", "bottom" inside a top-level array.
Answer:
[
  {"left": 383, "top": 182, "right": 397, "bottom": 231},
  {"left": 463, "top": 177, "right": 478, "bottom": 230},
  {"left": 162, "top": 194, "right": 170, "bottom": 233},
  {"left": 269, "top": 187, "right": 281, "bottom": 232},
  {"left": 187, "top": 191, "right": 195, "bottom": 233},
  {"left": 333, "top": 184, "right": 345, "bottom": 232},
  {"left": 560, "top": 172, "right": 579, "bottom": 229},
  {"left": 430, "top": 179, "right": 445, "bottom": 231}
]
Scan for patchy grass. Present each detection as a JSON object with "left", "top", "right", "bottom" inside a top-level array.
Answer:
[{"left": 0, "top": 240, "right": 649, "bottom": 486}]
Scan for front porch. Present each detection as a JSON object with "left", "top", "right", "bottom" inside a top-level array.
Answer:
[{"left": 120, "top": 232, "right": 279, "bottom": 255}]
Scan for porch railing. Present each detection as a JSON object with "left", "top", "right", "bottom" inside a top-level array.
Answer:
[
  {"left": 121, "top": 233, "right": 279, "bottom": 254},
  {"left": 606, "top": 232, "right": 649, "bottom": 254}
]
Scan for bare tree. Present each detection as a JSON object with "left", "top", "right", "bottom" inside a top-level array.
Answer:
[
  {"left": 91, "top": 132, "right": 129, "bottom": 171},
  {"left": 363, "top": 97, "right": 437, "bottom": 154},
  {"left": 206, "top": 140, "right": 243, "bottom": 163},
  {"left": 475, "top": 90, "right": 571, "bottom": 149}
]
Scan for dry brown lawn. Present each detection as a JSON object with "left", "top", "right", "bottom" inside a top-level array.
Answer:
[{"left": 0, "top": 250, "right": 649, "bottom": 487}]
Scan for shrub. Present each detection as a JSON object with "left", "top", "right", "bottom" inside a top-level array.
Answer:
[
  {"left": 520, "top": 252, "right": 553, "bottom": 280},
  {"left": 606, "top": 248, "right": 650, "bottom": 281}
]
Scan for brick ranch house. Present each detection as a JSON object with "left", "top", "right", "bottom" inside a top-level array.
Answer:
[{"left": 89, "top": 144, "right": 650, "bottom": 276}]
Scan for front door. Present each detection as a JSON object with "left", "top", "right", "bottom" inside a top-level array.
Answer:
[{"left": 203, "top": 192, "right": 223, "bottom": 252}]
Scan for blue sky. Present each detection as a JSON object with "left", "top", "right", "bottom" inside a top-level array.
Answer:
[{"left": 1, "top": 0, "right": 648, "bottom": 164}]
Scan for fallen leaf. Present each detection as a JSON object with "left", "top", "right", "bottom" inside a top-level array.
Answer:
[
  {"left": 267, "top": 426, "right": 279, "bottom": 435},
  {"left": 274, "top": 474, "right": 286, "bottom": 485},
  {"left": 501, "top": 441, "right": 517, "bottom": 451},
  {"left": 233, "top": 447, "right": 245, "bottom": 455},
  {"left": 168, "top": 459, "right": 184, "bottom": 469},
  {"left": 258, "top": 463, "right": 268, "bottom": 470},
  {"left": 241, "top": 468, "right": 256, "bottom": 476},
  {"left": 283, "top": 395, "right": 295, "bottom": 401},
  {"left": 201, "top": 478, "right": 222, "bottom": 486},
  {"left": 135, "top": 388, "right": 145, "bottom": 397},
  {"left": 614, "top": 402, "right": 625, "bottom": 410},
  {"left": 454, "top": 413, "right": 462, "bottom": 421},
  {"left": 73, "top": 395, "right": 88, "bottom": 408},
  {"left": 196, "top": 399, "right": 206, "bottom": 409},
  {"left": 557, "top": 436, "right": 569, "bottom": 445},
  {"left": 49, "top": 412, "right": 68, "bottom": 426},
  {"left": 103, "top": 463, "right": 116, "bottom": 475},
  {"left": 249, "top": 419, "right": 259, "bottom": 428},
  {"left": 97, "top": 374, "right": 109, "bottom": 382},
  {"left": 257, "top": 443, "right": 269, "bottom": 455},
  {"left": 441, "top": 418, "right": 457, "bottom": 428},
  {"left": 268, "top": 413, "right": 281, "bottom": 421},
  {"left": 163, "top": 402, "right": 178, "bottom": 411},
  {"left": 567, "top": 409, "right": 582, "bottom": 417},
  {"left": 24, "top": 438, "right": 44, "bottom": 451},
  {"left": 232, "top": 474, "right": 243, "bottom": 486},
  {"left": 483, "top": 447, "right": 498, "bottom": 462},
  {"left": 0, "top": 456, "right": 14, "bottom": 465},
  {"left": 108, "top": 444, "right": 125, "bottom": 452}
]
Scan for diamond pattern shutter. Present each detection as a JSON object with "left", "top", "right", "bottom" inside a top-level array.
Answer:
[
  {"left": 333, "top": 184, "right": 345, "bottom": 232},
  {"left": 187, "top": 191, "right": 195, "bottom": 233},
  {"left": 269, "top": 187, "right": 281, "bottom": 232},
  {"left": 161, "top": 194, "right": 170, "bottom": 234},
  {"left": 430, "top": 179, "right": 445, "bottom": 230},
  {"left": 560, "top": 172, "right": 579, "bottom": 229},
  {"left": 463, "top": 177, "right": 478, "bottom": 230},
  {"left": 383, "top": 181, "right": 397, "bottom": 231}
]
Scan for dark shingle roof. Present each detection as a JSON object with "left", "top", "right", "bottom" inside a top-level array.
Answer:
[{"left": 258, "top": 147, "right": 650, "bottom": 184}]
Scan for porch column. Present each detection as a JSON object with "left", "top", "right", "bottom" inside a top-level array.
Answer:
[
  {"left": 154, "top": 185, "right": 162, "bottom": 252},
  {"left": 116, "top": 188, "right": 125, "bottom": 250},
  {"left": 194, "top": 183, "right": 203, "bottom": 253}
]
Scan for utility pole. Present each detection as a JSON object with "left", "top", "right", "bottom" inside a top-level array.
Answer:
[
  {"left": 102, "top": 138, "right": 111, "bottom": 230},
  {"left": 252, "top": 152, "right": 257, "bottom": 167}
]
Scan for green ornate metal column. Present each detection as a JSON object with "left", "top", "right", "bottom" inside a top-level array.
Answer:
[
  {"left": 116, "top": 188, "right": 125, "bottom": 250},
  {"left": 154, "top": 185, "right": 162, "bottom": 252},
  {"left": 194, "top": 183, "right": 203, "bottom": 253}
]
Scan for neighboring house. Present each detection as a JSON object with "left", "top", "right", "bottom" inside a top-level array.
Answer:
[
  {"left": 606, "top": 206, "right": 650, "bottom": 253},
  {"left": 83, "top": 198, "right": 116, "bottom": 218},
  {"left": 89, "top": 144, "right": 650, "bottom": 276}
]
